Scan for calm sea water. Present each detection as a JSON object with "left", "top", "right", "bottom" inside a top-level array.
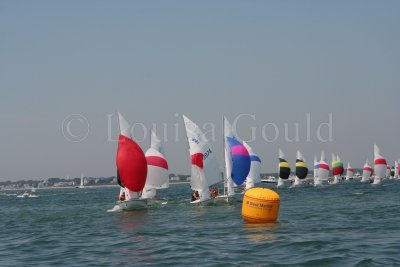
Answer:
[{"left": 1, "top": 180, "right": 400, "bottom": 266}]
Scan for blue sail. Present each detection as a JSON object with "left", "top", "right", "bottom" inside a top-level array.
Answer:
[{"left": 227, "top": 137, "right": 251, "bottom": 185}]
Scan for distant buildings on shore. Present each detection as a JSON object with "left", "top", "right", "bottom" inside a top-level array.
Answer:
[
  {"left": 0, "top": 175, "right": 192, "bottom": 190},
  {"left": 3, "top": 170, "right": 356, "bottom": 190}
]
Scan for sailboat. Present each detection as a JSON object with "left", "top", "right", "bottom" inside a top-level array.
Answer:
[
  {"left": 292, "top": 150, "right": 308, "bottom": 187},
  {"left": 315, "top": 151, "right": 329, "bottom": 186},
  {"left": 345, "top": 162, "right": 354, "bottom": 180},
  {"left": 390, "top": 165, "right": 395, "bottom": 179},
  {"left": 361, "top": 160, "right": 373, "bottom": 183},
  {"left": 277, "top": 149, "right": 290, "bottom": 188},
  {"left": 183, "top": 115, "right": 222, "bottom": 204},
  {"left": 372, "top": 144, "right": 386, "bottom": 185},
  {"left": 215, "top": 116, "right": 250, "bottom": 203},
  {"left": 243, "top": 142, "right": 261, "bottom": 190},
  {"left": 386, "top": 164, "right": 391, "bottom": 179},
  {"left": 79, "top": 173, "right": 85, "bottom": 188},
  {"left": 141, "top": 130, "right": 169, "bottom": 202},
  {"left": 395, "top": 161, "right": 399, "bottom": 179},
  {"left": 313, "top": 155, "right": 319, "bottom": 182},
  {"left": 112, "top": 112, "right": 148, "bottom": 211},
  {"left": 330, "top": 154, "right": 344, "bottom": 184}
]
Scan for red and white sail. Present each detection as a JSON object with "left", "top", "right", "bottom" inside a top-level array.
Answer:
[
  {"left": 142, "top": 130, "right": 169, "bottom": 199},
  {"left": 361, "top": 160, "right": 373, "bottom": 182},
  {"left": 316, "top": 152, "right": 329, "bottom": 186},
  {"left": 116, "top": 112, "right": 147, "bottom": 199},
  {"left": 183, "top": 115, "right": 221, "bottom": 201},
  {"left": 346, "top": 162, "right": 354, "bottom": 180},
  {"left": 373, "top": 144, "right": 386, "bottom": 184}
]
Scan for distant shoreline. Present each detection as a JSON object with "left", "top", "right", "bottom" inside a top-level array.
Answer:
[{"left": 1, "top": 181, "right": 190, "bottom": 191}]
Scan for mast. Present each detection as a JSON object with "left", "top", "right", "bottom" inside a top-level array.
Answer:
[{"left": 223, "top": 115, "right": 226, "bottom": 197}]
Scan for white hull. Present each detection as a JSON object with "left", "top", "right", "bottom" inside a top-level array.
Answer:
[
  {"left": 329, "top": 176, "right": 340, "bottom": 185},
  {"left": 276, "top": 178, "right": 287, "bottom": 188},
  {"left": 372, "top": 177, "right": 381, "bottom": 185},
  {"left": 314, "top": 178, "right": 327, "bottom": 187},
  {"left": 115, "top": 199, "right": 148, "bottom": 211},
  {"left": 291, "top": 177, "right": 302, "bottom": 187},
  {"left": 190, "top": 197, "right": 214, "bottom": 205},
  {"left": 145, "top": 198, "right": 168, "bottom": 206},
  {"left": 213, "top": 195, "right": 236, "bottom": 204}
]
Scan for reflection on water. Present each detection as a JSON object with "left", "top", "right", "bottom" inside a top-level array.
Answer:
[
  {"left": 117, "top": 210, "right": 149, "bottom": 232},
  {"left": 243, "top": 222, "right": 281, "bottom": 243}
]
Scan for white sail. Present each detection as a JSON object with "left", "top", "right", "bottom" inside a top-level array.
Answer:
[
  {"left": 80, "top": 173, "right": 85, "bottom": 187},
  {"left": 346, "top": 162, "right": 353, "bottom": 180},
  {"left": 361, "top": 160, "right": 372, "bottom": 182},
  {"left": 117, "top": 112, "right": 132, "bottom": 139},
  {"left": 142, "top": 130, "right": 169, "bottom": 199},
  {"left": 183, "top": 115, "right": 221, "bottom": 201},
  {"left": 150, "top": 130, "right": 165, "bottom": 156},
  {"left": 313, "top": 155, "right": 319, "bottom": 179},
  {"left": 395, "top": 161, "right": 399, "bottom": 179},
  {"left": 223, "top": 116, "right": 235, "bottom": 196},
  {"left": 243, "top": 141, "right": 261, "bottom": 190},
  {"left": 373, "top": 144, "right": 386, "bottom": 185},
  {"left": 279, "top": 149, "right": 285, "bottom": 160}
]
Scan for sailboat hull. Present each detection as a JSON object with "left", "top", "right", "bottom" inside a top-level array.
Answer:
[
  {"left": 117, "top": 199, "right": 148, "bottom": 210},
  {"left": 190, "top": 197, "right": 214, "bottom": 205},
  {"left": 213, "top": 195, "right": 237, "bottom": 204}
]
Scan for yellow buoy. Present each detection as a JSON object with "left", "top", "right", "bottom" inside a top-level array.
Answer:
[{"left": 242, "top": 187, "right": 280, "bottom": 223}]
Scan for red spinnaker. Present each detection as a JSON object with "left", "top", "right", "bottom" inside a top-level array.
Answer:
[
  {"left": 333, "top": 166, "right": 344, "bottom": 176},
  {"left": 116, "top": 134, "right": 147, "bottom": 192}
]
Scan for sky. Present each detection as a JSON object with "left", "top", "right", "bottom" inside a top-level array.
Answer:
[{"left": 0, "top": 0, "right": 399, "bottom": 180}]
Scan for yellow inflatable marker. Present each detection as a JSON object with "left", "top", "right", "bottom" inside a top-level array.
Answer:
[{"left": 242, "top": 188, "right": 280, "bottom": 223}]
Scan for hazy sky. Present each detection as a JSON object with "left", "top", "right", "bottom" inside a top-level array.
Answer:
[{"left": 1, "top": 1, "right": 399, "bottom": 180}]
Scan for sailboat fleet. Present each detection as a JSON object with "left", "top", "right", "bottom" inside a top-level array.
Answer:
[{"left": 109, "top": 112, "right": 400, "bottom": 211}]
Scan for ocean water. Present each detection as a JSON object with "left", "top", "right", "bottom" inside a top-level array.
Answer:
[{"left": 1, "top": 180, "right": 400, "bottom": 266}]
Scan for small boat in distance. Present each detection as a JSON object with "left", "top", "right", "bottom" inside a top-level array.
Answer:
[
  {"left": 78, "top": 173, "right": 85, "bottom": 188},
  {"left": 17, "top": 190, "right": 38, "bottom": 198},
  {"left": 261, "top": 176, "right": 276, "bottom": 183},
  {"left": 361, "top": 160, "right": 373, "bottom": 183},
  {"left": 385, "top": 164, "right": 391, "bottom": 179},
  {"left": 345, "top": 162, "right": 354, "bottom": 180},
  {"left": 390, "top": 165, "right": 395, "bottom": 179},
  {"left": 315, "top": 152, "right": 329, "bottom": 186},
  {"left": 292, "top": 150, "right": 308, "bottom": 187},
  {"left": 330, "top": 154, "right": 343, "bottom": 185},
  {"left": 277, "top": 149, "right": 290, "bottom": 188},
  {"left": 372, "top": 144, "right": 386, "bottom": 185}
]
